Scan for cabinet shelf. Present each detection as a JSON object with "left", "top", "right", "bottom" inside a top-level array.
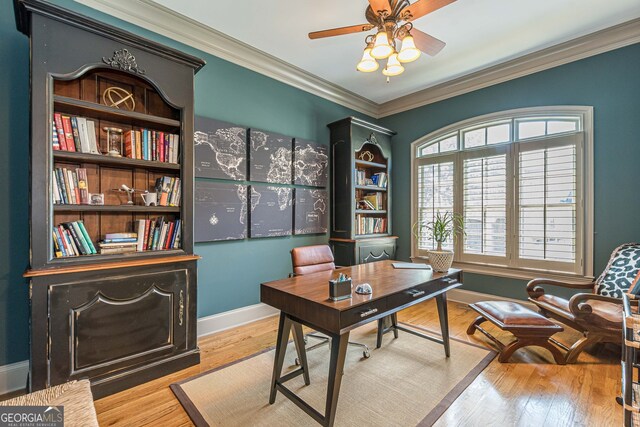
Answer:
[
  {"left": 54, "top": 204, "right": 180, "bottom": 213},
  {"left": 54, "top": 95, "right": 181, "bottom": 129},
  {"left": 355, "top": 209, "right": 387, "bottom": 214},
  {"left": 355, "top": 185, "right": 387, "bottom": 192},
  {"left": 355, "top": 159, "right": 387, "bottom": 169},
  {"left": 53, "top": 150, "right": 180, "bottom": 171}
]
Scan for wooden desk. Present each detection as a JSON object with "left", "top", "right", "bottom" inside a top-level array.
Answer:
[{"left": 260, "top": 260, "right": 462, "bottom": 426}]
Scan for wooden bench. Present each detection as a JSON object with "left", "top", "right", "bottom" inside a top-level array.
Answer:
[{"left": 467, "top": 301, "right": 566, "bottom": 364}]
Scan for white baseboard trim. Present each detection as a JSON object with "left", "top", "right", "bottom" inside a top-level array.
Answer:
[
  {"left": 0, "top": 360, "right": 29, "bottom": 396},
  {"left": 447, "top": 288, "right": 535, "bottom": 308},
  {"left": 197, "top": 303, "right": 279, "bottom": 338}
]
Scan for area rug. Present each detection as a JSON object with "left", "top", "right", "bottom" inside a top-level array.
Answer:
[{"left": 171, "top": 323, "right": 496, "bottom": 426}]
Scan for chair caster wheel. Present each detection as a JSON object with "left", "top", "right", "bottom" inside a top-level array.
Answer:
[
  {"left": 295, "top": 358, "right": 300, "bottom": 366},
  {"left": 363, "top": 350, "right": 371, "bottom": 359}
]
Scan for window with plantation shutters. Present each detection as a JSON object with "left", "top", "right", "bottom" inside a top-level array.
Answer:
[
  {"left": 412, "top": 107, "right": 592, "bottom": 277},
  {"left": 416, "top": 161, "right": 454, "bottom": 251},
  {"left": 463, "top": 151, "right": 507, "bottom": 259}
]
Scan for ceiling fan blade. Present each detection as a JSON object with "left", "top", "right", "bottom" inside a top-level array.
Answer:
[
  {"left": 399, "top": 0, "right": 457, "bottom": 21},
  {"left": 308, "top": 24, "right": 375, "bottom": 39},
  {"left": 368, "top": 0, "right": 392, "bottom": 17},
  {"left": 411, "top": 29, "right": 446, "bottom": 56}
]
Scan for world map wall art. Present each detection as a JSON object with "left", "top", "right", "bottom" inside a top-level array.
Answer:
[{"left": 194, "top": 116, "right": 328, "bottom": 242}]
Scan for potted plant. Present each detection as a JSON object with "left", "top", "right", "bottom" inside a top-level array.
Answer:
[{"left": 414, "top": 211, "right": 465, "bottom": 272}]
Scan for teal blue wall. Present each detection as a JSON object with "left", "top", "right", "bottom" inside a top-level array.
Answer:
[
  {"left": 0, "top": 0, "right": 372, "bottom": 365},
  {"left": 380, "top": 43, "right": 640, "bottom": 300}
]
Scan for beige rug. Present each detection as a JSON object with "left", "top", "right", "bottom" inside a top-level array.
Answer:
[{"left": 171, "top": 323, "right": 495, "bottom": 426}]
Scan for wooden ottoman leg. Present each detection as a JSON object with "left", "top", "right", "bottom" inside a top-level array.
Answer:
[
  {"left": 539, "top": 340, "right": 567, "bottom": 365},
  {"left": 498, "top": 339, "right": 527, "bottom": 363},
  {"left": 467, "top": 315, "right": 487, "bottom": 335}
]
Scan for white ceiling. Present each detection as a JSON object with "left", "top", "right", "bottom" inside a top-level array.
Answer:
[{"left": 151, "top": 0, "right": 640, "bottom": 104}]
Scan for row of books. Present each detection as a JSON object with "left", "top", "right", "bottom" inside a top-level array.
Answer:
[
  {"left": 125, "top": 129, "right": 179, "bottom": 164},
  {"left": 358, "top": 192, "right": 384, "bottom": 210},
  {"left": 371, "top": 172, "right": 388, "bottom": 188},
  {"left": 354, "top": 170, "right": 388, "bottom": 188},
  {"left": 53, "top": 220, "right": 97, "bottom": 257},
  {"left": 52, "top": 167, "right": 89, "bottom": 205},
  {"left": 133, "top": 218, "right": 181, "bottom": 252},
  {"left": 52, "top": 113, "right": 100, "bottom": 154},
  {"left": 355, "top": 216, "right": 388, "bottom": 235},
  {"left": 155, "top": 176, "right": 182, "bottom": 207}
]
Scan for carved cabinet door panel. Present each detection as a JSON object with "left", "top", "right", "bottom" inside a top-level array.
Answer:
[{"left": 46, "top": 267, "right": 190, "bottom": 386}]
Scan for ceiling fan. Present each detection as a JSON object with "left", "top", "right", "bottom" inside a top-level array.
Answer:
[{"left": 309, "top": 0, "right": 456, "bottom": 79}]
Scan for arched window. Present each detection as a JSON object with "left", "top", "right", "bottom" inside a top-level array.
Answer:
[{"left": 411, "top": 106, "right": 593, "bottom": 278}]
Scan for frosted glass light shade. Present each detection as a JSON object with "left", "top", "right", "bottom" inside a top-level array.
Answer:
[
  {"left": 382, "top": 53, "right": 404, "bottom": 76},
  {"left": 371, "top": 31, "right": 393, "bottom": 59},
  {"left": 356, "top": 48, "right": 379, "bottom": 72},
  {"left": 398, "top": 35, "right": 421, "bottom": 63}
]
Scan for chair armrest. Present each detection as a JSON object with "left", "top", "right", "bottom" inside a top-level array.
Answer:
[
  {"left": 568, "top": 293, "right": 624, "bottom": 317},
  {"left": 526, "top": 278, "right": 594, "bottom": 299}
]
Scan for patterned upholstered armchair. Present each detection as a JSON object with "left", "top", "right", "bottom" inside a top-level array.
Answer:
[{"left": 527, "top": 243, "right": 640, "bottom": 363}]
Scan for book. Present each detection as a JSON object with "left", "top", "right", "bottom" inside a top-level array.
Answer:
[
  {"left": 76, "top": 221, "right": 97, "bottom": 254},
  {"left": 98, "top": 242, "right": 137, "bottom": 248},
  {"left": 52, "top": 123, "right": 60, "bottom": 150},
  {"left": 101, "top": 238, "right": 138, "bottom": 243},
  {"left": 53, "top": 229, "right": 67, "bottom": 257},
  {"left": 135, "top": 130, "right": 142, "bottom": 161},
  {"left": 100, "top": 246, "right": 137, "bottom": 255},
  {"left": 61, "top": 115, "right": 76, "bottom": 151},
  {"left": 86, "top": 120, "right": 100, "bottom": 154},
  {"left": 76, "top": 117, "right": 92, "bottom": 153},
  {"left": 53, "top": 113, "right": 68, "bottom": 150},
  {"left": 70, "top": 117, "right": 82, "bottom": 152},
  {"left": 105, "top": 232, "right": 137, "bottom": 239},
  {"left": 76, "top": 168, "right": 89, "bottom": 205},
  {"left": 136, "top": 219, "right": 146, "bottom": 252},
  {"left": 143, "top": 220, "right": 151, "bottom": 251}
]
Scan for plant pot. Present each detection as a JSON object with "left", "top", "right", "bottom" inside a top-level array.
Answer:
[{"left": 426, "top": 249, "right": 454, "bottom": 273}]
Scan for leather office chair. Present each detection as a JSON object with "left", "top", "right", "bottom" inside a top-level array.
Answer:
[
  {"left": 527, "top": 243, "right": 640, "bottom": 363},
  {"left": 290, "top": 245, "right": 371, "bottom": 360}
]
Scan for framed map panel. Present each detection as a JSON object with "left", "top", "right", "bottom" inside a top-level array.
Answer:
[
  {"left": 293, "top": 138, "right": 328, "bottom": 187},
  {"left": 249, "top": 184, "right": 293, "bottom": 238},
  {"left": 194, "top": 116, "right": 247, "bottom": 180},
  {"left": 294, "top": 188, "right": 328, "bottom": 235},
  {"left": 194, "top": 181, "right": 247, "bottom": 242},
  {"left": 248, "top": 129, "right": 292, "bottom": 184}
]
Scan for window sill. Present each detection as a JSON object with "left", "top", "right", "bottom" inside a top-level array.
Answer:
[{"left": 410, "top": 256, "right": 594, "bottom": 284}]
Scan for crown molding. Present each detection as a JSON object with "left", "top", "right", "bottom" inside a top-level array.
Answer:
[
  {"left": 377, "top": 18, "right": 640, "bottom": 117},
  {"left": 74, "top": 0, "right": 640, "bottom": 120},
  {"left": 73, "top": 0, "right": 379, "bottom": 117}
]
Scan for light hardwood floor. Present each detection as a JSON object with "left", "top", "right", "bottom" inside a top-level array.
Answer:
[{"left": 94, "top": 300, "right": 622, "bottom": 426}]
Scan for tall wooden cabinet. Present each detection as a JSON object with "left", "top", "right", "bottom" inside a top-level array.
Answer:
[
  {"left": 328, "top": 117, "right": 398, "bottom": 266},
  {"left": 16, "top": 0, "right": 205, "bottom": 397}
]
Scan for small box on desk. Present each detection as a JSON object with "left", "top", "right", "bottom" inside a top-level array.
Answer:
[{"left": 329, "top": 279, "right": 352, "bottom": 301}]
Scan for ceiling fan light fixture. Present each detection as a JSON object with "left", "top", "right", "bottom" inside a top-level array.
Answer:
[
  {"left": 370, "top": 30, "right": 393, "bottom": 59},
  {"left": 398, "top": 34, "right": 421, "bottom": 63},
  {"left": 356, "top": 45, "right": 379, "bottom": 72},
  {"left": 382, "top": 52, "right": 404, "bottom": 77}
]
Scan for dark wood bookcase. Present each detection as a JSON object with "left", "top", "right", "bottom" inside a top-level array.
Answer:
[
  {"left": 16, "top": 0, "right": 205, "bottom": 397},
  {"left": 327, "top": 117, "right": 398, "bottom": 266}
]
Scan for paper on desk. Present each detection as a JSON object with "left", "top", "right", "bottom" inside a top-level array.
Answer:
[{"left": 392, "top": 262, "right": 432, "bottom": 269}]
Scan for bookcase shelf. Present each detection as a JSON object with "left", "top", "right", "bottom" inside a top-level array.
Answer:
[
  {"left": 355, "top": 159, "right": 387, "bottom": 169},
  {"left": 54, "top": 95, "right": 181, "bottom": 129},
  {"left": 355, "top": 185, "right": 387, "bottom": 192},
  {"left": 53, "top": 205, "right": 180, "bottom": 213},
  {"left": 53, "top": 150, "right": 180, "bottom": 171},
  {"left": 355, "top": 209, "right": 387, "bottom": 214}
]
